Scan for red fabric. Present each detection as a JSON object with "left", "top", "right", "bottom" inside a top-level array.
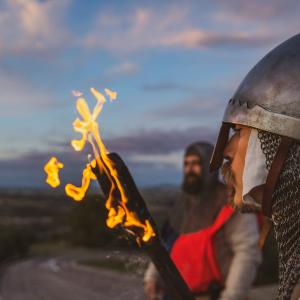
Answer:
[{"left": 171, "top": 205, "right": 234, "bottom": 293}]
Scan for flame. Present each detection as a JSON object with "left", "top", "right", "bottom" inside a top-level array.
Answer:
[
  {"left": 65, "top": 160, "right": 97, "bottom": 201},
  {"left": 104, "top": 88, "right": 117, "bottom": 101},
  {"left": 44, "top": 157, "right": 64, "bottom": 188},
  {"left": 44, "top": 88, "right": 155, "bottom": 243},
  {"left": 69, "top": 87, "right": 154, "bottom": 242},
  {"left": 72, "top": 90, "right": 83, "bottom": 97}
]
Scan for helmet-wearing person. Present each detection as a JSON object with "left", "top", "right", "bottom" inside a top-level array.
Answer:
[
  {"left": 210, "top": 33, "right": 300, "bottom": 299},
  {"left": 144, "top": 142, "right": 261, "bottom": 300}
]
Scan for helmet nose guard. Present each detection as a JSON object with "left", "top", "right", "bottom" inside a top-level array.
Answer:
[{"left": 209, "top": 123, "right": 230, "bottom": 172}]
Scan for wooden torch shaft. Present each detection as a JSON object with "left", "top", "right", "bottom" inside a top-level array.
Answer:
[{"left": 92, "top": 153, "right": 195, "bottom": 300}]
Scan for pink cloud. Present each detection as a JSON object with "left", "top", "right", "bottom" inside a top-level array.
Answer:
[
  {"left": 0, "top": 71, "right": 55, "bottom": 116},
  {"left": 105, "top": 62, "right": 140, "bottom": 77},
  {"left": 83, "top": 5, "right": 282, "bottom": 54},
  {"left": 0, "top": 0, "right": 70, "bottom": 56},
  {"left": 214, "top": 0, "right": 299, "bottom": 22}
]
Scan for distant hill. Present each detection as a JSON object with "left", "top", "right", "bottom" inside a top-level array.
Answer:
[{"left": 0, "top": 185, "right": 180, "bottom": 241}]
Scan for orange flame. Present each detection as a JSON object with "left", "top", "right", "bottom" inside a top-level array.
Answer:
[
  {"left": 65, "top": 160, "right": 97, "bottom": 201},
  {"left": 104, "top": 88, "right": 117, "bottom": 101},
  {"left": 44, "top": 157, "right": 64, "bottom": 188},
  {"left": 44, "top": 88, "right": 155, "bottom": 243}
]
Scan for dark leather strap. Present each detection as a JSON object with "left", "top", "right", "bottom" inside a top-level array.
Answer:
[
  {"left": 259, "top": 217, "right": 272, "bottom": 249},
  {"left": 262, "top": 136, "right": 294, "bottom": 217}
]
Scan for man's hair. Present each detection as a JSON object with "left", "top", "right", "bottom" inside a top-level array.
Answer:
[{"left": 185, "top": 142, "right": 214, "bottom": 159}]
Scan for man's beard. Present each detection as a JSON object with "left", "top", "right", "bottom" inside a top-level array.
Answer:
[
  {"left": 182, "top": 173, "right": 203, "bottom": 194},
  {"left": 221, "top": 161, "right": 237, "bottom": 209}
]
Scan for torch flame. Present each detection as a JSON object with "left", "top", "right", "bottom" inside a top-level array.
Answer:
[
  {"left": 44, "top": 157, "right": 64, "bottom": 188},
  {"left": 65, "top": 160, "right": 97, "bottom": 201},
  {"left": 44, "top": 88, "right": 155, "bottom": 243},
  {"left": 104, "top": 88, "right": 117, "bottom": 101},
  {"left": 70, "top": 88, "right": 154, "bottom": 242},
  {"left": 72, "top": 90, "right": 83, "bottom": 97}
]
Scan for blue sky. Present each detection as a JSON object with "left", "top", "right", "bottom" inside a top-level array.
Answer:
[{"left": 0, "top": 0, "right": 299, "bottom": 188}]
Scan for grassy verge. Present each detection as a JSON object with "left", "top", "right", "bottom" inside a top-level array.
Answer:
[
  {"left": 80, "top": 259, "right": 128, "bottom": 272},
  {"left": 29, "top": 241, "right": 68, "bottom": 257},
  {"left": 79, "top": 257, "right": 146, "bottom": 274}
]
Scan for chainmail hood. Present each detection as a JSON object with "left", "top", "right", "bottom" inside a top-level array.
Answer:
[{"left": 258, "top": 130, "right": 300, "bottom": 299}]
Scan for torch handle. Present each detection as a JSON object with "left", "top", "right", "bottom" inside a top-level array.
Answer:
[
  {"left": 144, "top": 237, "right": 195, "bottom": 300},
  {"left": 93, "top": 153, "right": 195, "bottom": 300}
]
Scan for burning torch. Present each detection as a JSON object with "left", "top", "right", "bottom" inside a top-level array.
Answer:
[{"left": 44, "top": 88, "right": 195, "bottom": 300}]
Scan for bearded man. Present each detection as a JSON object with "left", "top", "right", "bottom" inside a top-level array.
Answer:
[
  {"left": 210, "top": 34, "right": 300, "bottom": 299},
  {"left": 144, "top": 142, "right": 261, "bottom": 300}
]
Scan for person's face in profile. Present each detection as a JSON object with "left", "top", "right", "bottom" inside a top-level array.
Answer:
[{"left": 221, "top": 125, "right": 252, "bottom": 209}]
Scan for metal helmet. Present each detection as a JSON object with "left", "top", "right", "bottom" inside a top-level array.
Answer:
[{"left": 210, "top": 33, "right": 300, "bottom": 216}]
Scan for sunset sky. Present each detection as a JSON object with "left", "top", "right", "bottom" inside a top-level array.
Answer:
[{"left": 0, "top": 0, "right": 299, "bottom": 188}]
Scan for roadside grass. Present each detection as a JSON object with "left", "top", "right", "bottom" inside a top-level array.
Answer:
[
  {"left": 29, "top": 241, "right": 68, "bottom": 257},
  {"left": 80, "top": 259, "right": 128, "bottom": 272},
  {"left": 79, "top": 257, "right": 146, "bottom": 274}
]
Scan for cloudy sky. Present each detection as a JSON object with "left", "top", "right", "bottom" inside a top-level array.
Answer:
[{"left": 0, "top": 0, "right": 299, "bottom": 188}]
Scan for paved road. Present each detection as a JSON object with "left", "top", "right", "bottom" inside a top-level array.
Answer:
[
  {"left": 0, "top": 258, "right": 144, "bottom": 300},
  {"left": 0, "top": 256, "right": 277, "bottom": 300}
]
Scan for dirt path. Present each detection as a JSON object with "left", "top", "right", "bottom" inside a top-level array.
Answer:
[
  {"left": 0, "top": 258, "right": 144, "bottom": 300},
  {"left": 0, "top": 253, "right": 277, "bottom": 300}
]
